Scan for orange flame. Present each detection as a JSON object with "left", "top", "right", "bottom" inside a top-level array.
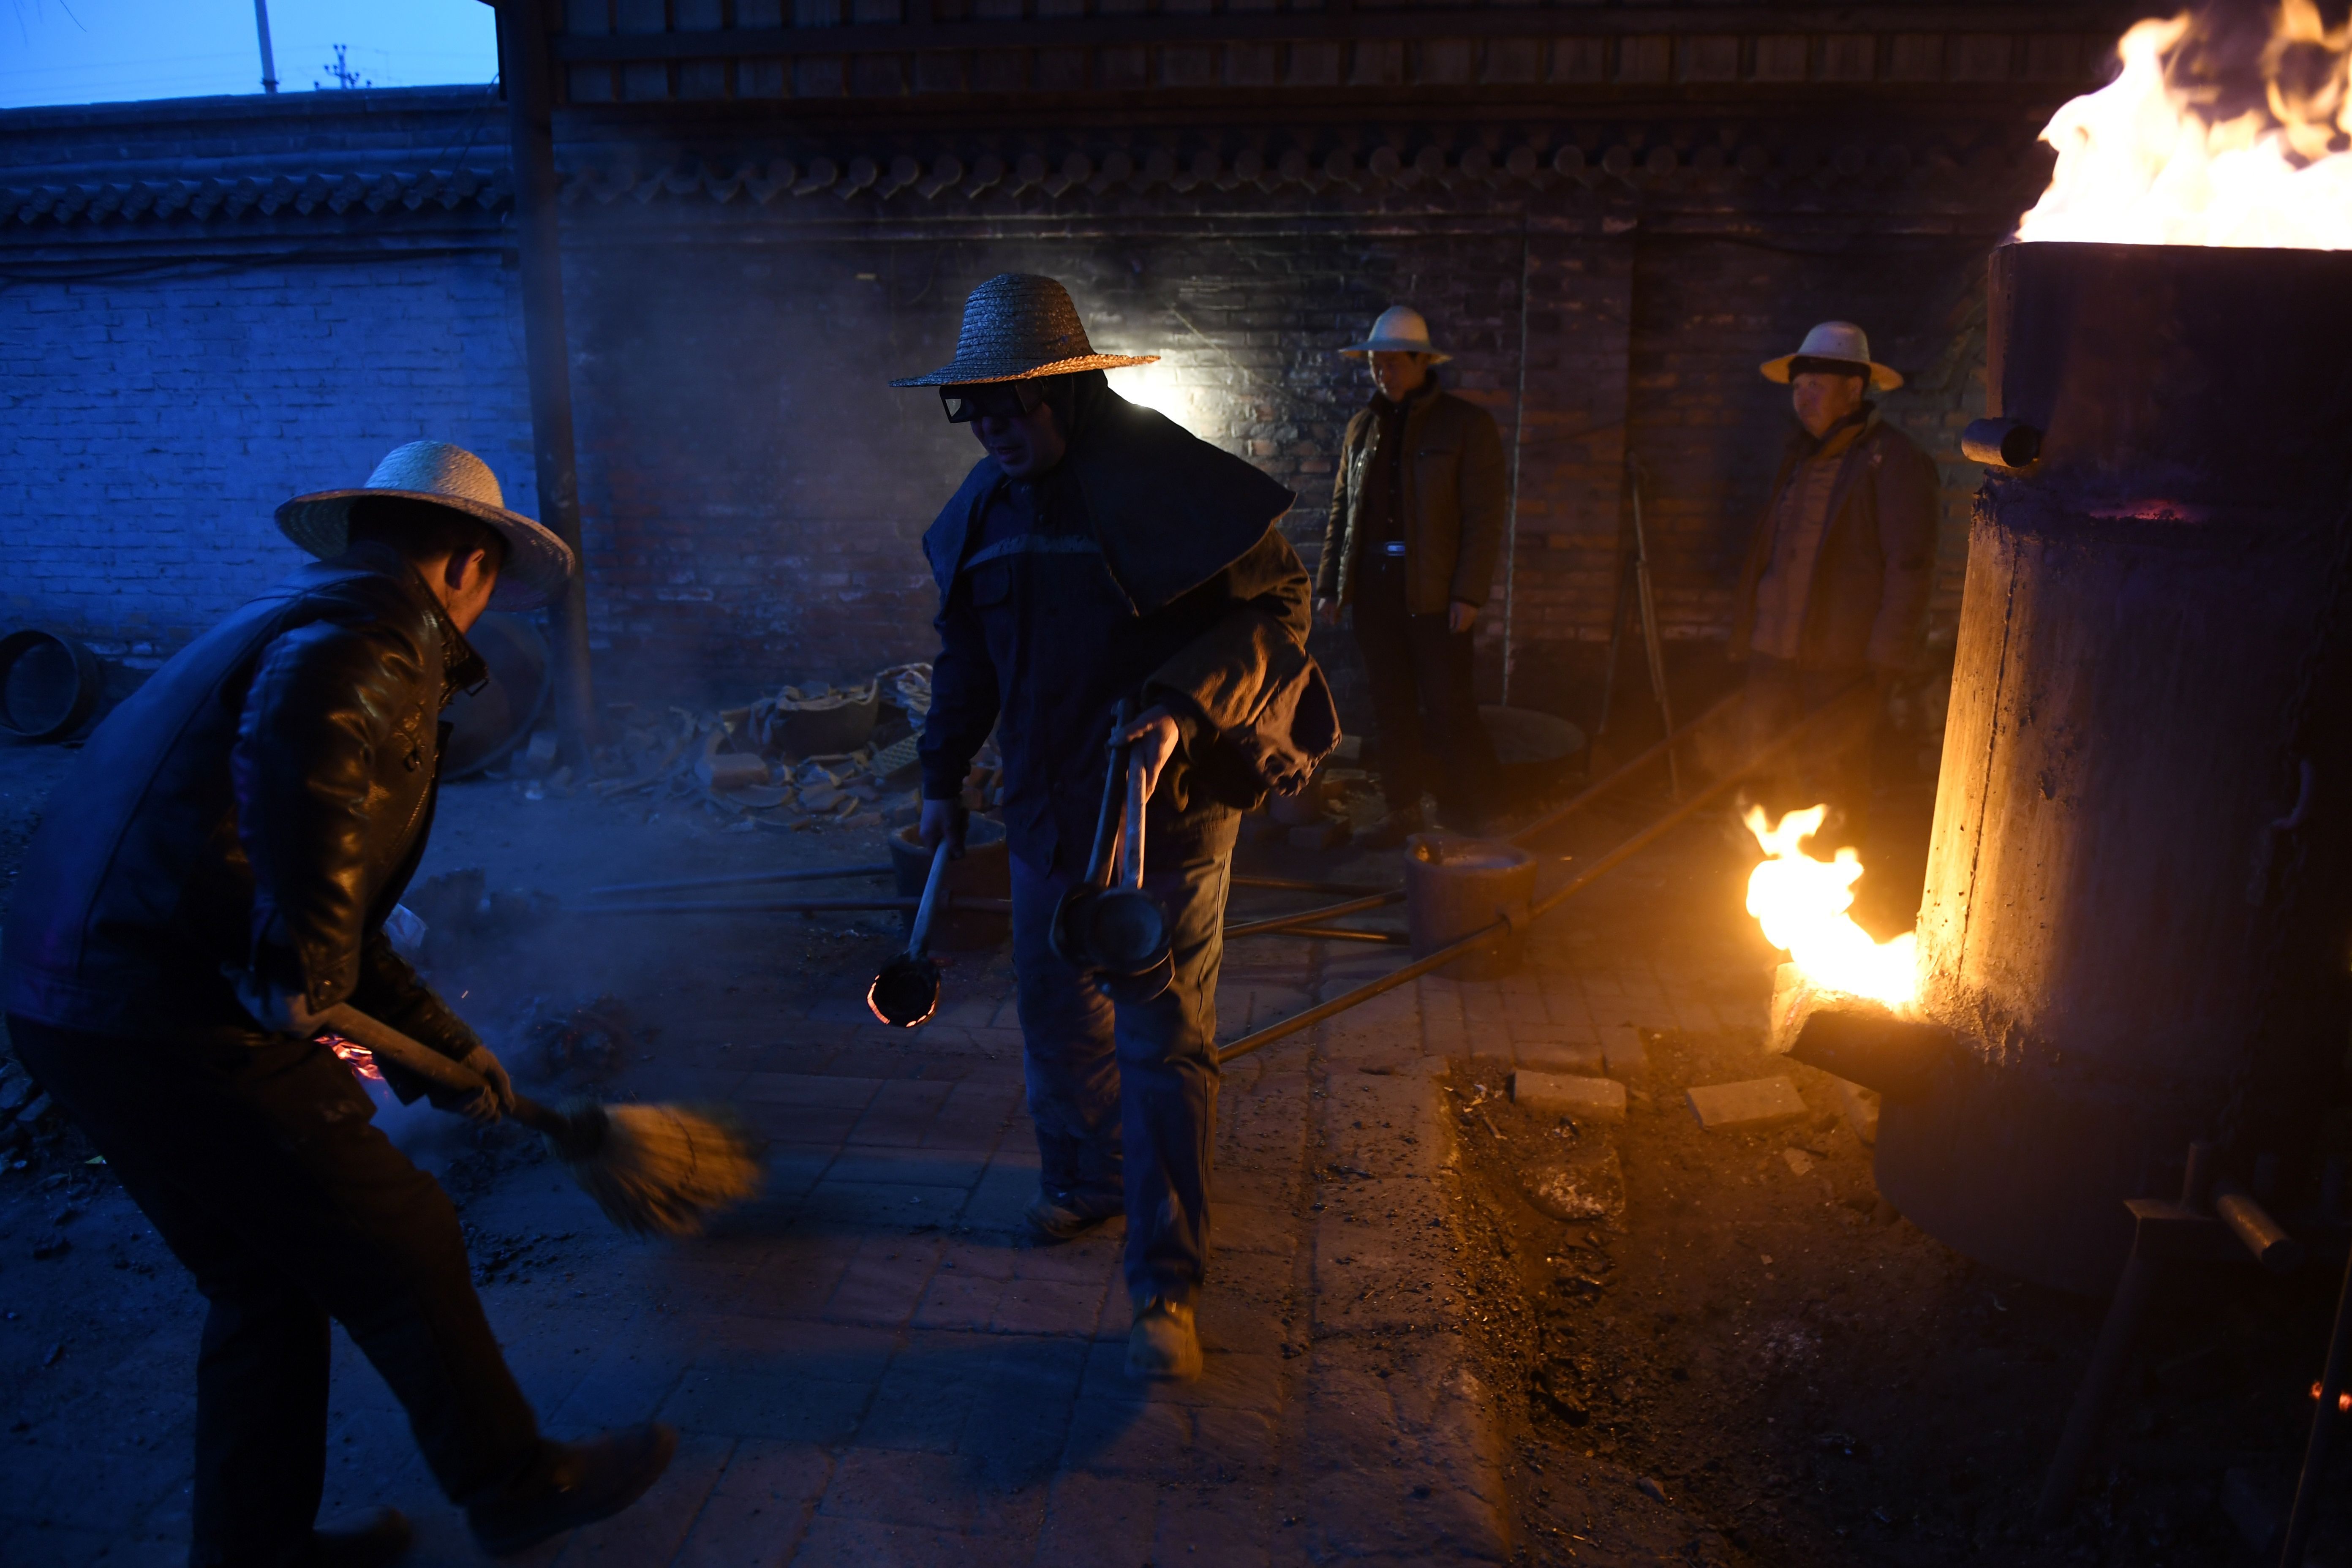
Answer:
[
  {"left": 2020, "top": 3, "right": 2352, "bottom": 248},
  {"left": 1743, "top": 806, "right": 1919, "bottom": 1010},
  {"left": 325, "top": 1034, "right": 384, "bottom": 1081}
]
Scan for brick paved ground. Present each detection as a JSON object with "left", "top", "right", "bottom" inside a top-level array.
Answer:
[{"left": 12, "top": 777, "right": 1734, "bottom": 1566}]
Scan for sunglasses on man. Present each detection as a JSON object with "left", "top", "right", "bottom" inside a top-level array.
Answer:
[{"left": 939, "top": 381, "right": 1048, "bottom": 424}]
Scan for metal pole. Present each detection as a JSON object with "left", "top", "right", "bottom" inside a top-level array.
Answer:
[
  {"left": 1628, "top": 454, "right": 1680, "bottom": 797},
  {"left": 253, "top": 0, "right": 279, "bottom": 93},
  {"left": 1501, "top": 225, "right": 1531, "bottom": 705},
  {"left": 495, "top": 0, "right": 598, "bottom": 768},
  {"left": 2279, "top": 1237, "right": 2352, "bottom": 1565}
]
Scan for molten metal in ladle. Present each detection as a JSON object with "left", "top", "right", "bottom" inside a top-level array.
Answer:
[{"left": 867, "top": 837, "right": 952, "bottom": 1027}]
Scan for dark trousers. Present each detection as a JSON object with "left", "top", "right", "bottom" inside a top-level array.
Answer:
[
  {"left": 1008, "top": 817, "right": 1233, "bottom": 1308},
  {"left": 1350, "top": 555, "right": 1499, "bottom": 822},
  {"left": 6, "top": 1017, "right": 542, "bottom": 1568},
  {"left": 1733, "top": 655, "right": 1878, "bottom": 844}
]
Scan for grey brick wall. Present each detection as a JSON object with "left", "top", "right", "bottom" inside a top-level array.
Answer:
[{"left": 0, "top": 254, "right": 534, "bottom": 665}]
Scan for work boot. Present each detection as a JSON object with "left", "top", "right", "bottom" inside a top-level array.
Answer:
[
  {"left": 468, "top": 1424, "right": 678, "bottom": 1555},
  {"left": 307, "top": 1507, "right": 412, "bottom": 1568},
  {"left": 1354, "top": 805, "right": 1424, "bottom": 851},
  {"left": 1025, "top": 1187, "right": 1123, "bottom": 1242},
  {"left": 1127, "top": 1295, "right": 1203, "bottom": 1381}
]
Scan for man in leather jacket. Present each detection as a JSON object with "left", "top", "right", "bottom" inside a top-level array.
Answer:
[
  {"left": 896, "top": 275, "right": 1336, "bottom": 1382},
  {"left": 2, "top": 443, "right": 673, "bottom": 1565}
]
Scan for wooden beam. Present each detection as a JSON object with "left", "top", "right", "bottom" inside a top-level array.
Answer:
[{"left": 552, "top": 7, "right": 2133, "bottom": 61}]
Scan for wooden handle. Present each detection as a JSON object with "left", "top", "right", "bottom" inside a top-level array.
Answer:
[
  {"left": 312, "top": 1002, "right": 558, "bottom": 1134},
  {"left": 1122, "top": 752, "right": 1148, "bottom": 890},
  {"left": 906, "top": 839, "right": 952, "bottom": 958}
]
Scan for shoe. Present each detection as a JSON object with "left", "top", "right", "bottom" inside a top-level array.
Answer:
[
  {"left": 308, "top": 1508, "right": 412, "bottom": 1568},
  {"left": 1025, "top": 1188, "right": 1123, "bottom": 1242},
  {"left": 1127, "top": 1295, "right": 1203, "bottom": 1381},
  {"left": 468, "top": 1424, "right": 678, "bottom": 1555},
  {"left": 1354, "top": 808, "right": 1424, "bottom": 850}
]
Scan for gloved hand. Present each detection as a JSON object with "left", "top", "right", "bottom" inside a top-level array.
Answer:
[
  {"left": 430, "top": 1045, "right": 515, "bottom": 1124},
  {"left": 919, "top": 797, "right": 969, "bottom": 859}
]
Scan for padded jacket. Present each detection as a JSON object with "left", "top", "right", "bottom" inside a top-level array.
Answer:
[
  {"left": 1317, "top": 385, "right": 1508, "bottom": 617},
  {"left": 2, "top": 543, "right": 488, "bottom": 1064},
  {"left": 1727, "top": 412, "right": 1940, "bottom": 674}
]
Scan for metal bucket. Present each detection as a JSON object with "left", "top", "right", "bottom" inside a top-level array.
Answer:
[
  {"left": 0, "top": 628, "right": 102, "bottom": 742},
  {"left": 1404, "top": 833, "right": 1536, "bottom": 981}
]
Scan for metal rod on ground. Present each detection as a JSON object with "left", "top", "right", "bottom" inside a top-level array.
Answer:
[
  {"left": 1244, "top": 926, "right": 1408, "bottom": 945},
  {"left": 572, "top": 896, "right": 1013, "bottom": 915},
  {"left": 2278, "top": 1234, "right": 2352, "bottom": 1566},
  {"left": 496, "top": 0, "right": 597, "bottom": 769},
  {"left": 1214, "top": 685, "right": 1866, "bottom": 1066},
  {"left": 1510, "top": 691, "right": 1740, "bottom": 848},
  {"left": 588, "top": 863, "right": 894, "bottom": 897},
  {"left": 1628, "top": 454, "right": 1681, "bottom": 798},
  {"left": 1231, "top": 875, "right": 1393, "bottom": 896},
  {"left": 1223, "top": 892, "right": 1402, "bottom": 938},
  {"left": 2034, "top": 1254, "right": 2164, "bottom": 1531}
]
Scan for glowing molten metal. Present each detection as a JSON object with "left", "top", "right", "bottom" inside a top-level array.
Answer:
[
  {"left": 1743, "top": 806, "right": 1919, "bottom": 1010},
  {"left": 2020, "top": 1, "right": 2352, "bottom": 248}
]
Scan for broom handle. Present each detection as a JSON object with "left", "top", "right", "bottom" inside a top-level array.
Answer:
[{"left": 312, "top": 1002, "right": 563, "bottom": 1136}]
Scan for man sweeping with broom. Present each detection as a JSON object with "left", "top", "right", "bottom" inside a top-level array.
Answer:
[{"left": 2, "top": 443, "right": 682, "bottom": 1565}]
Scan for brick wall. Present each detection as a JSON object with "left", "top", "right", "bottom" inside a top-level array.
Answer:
[{"left": 0, "top": 252, "right": 534, "bottom": 666}]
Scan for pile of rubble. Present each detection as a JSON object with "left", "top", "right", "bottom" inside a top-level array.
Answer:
[
  {"left": 0, "top": 1050, "right": 52, "bottom": 1163},
  {"left": 505, "top": 663, "right": 995, "bottom": 834}
]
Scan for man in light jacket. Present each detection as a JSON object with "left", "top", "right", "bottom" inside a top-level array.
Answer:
[
  {"left": 1315, "top": 306, "right": 1506, "bottom": 844},
  {"left": 899, "top": 274, "right": 1336, "bottom": 1382},
  {"left": 1729, "top": 321, "right": 1939, "bottom": 841}
]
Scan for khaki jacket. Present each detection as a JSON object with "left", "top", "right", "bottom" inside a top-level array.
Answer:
[
  {"left": 1727, "top": 412, "right": 1939, "bottom": 673},
  {"left": 1317, "top": 387, "right": 1508, "bottom": 616}
]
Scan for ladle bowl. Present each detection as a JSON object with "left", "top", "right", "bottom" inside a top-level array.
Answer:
[{"left": 867, "top": 952, "right": 942, "bottom": 1028}]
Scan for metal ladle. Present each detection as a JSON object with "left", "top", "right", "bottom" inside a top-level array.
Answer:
[
  {"left": 1049, "top": 700, "right": 1172, "bottom": 1002},
  {"left": 866, "top": 836, "right": 952, "bottom": 1027}
]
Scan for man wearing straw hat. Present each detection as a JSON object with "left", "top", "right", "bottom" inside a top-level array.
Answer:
[
  {"left": 1731, "top": 322, "right": 1938, "bottom": 842},
  {"left": 3, "top": 442, "right": 676, "bottom": 1563},
  {"left": 1315, "top": 305, "right": 1506, "bottom": 845},
  {"left": 898, "top": 274, "right": 1335, "bottom": 1380}
]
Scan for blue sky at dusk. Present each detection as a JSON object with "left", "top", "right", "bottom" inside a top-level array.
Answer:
[{"left": 2, "top": 0, "right": 499, "bottom": 108}]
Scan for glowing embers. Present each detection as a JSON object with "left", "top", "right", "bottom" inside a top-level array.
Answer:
[
  {"left": 1742, "top": 806, "right": 1919, "bottom": 1010},
  {"left": 326, "top": 1034, "right": 384, "bottom": 1081},
  {"left": 2020, "top": 1, "right": 2352, "bottom": 248}
]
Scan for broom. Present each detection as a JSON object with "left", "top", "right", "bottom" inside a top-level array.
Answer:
[{"left": 315, "top": 1002, "right": 764, "bottom": 1236}]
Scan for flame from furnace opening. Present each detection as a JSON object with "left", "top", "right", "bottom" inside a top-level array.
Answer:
[
  {"left": 2020, "top": 1, "right": 2352, "bottom": 248},
  {"left": 1743, "top": 806, "right": 1919, "bottom": 1010}
]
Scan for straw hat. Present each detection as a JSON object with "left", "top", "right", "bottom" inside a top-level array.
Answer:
[
  {"left": 1339, "top": 305, "right": 1452, "bottom": 364},
  {"left": 277, "top": 441, "right": 576, "bottom": 611},
  {"left": 890, "top": 273, "right": 1157, "bottom": 387},
  {"left": 1760, "top": 321, "right": 1903, "bottom": 392}
]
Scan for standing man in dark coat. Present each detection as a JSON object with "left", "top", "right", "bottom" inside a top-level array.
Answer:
[
  {"left": 2, "top": 443, "right": 675, "bottom": 1565},
  {"left": 898, "top": 275, "right": 1335, "bottom": 1381},
  {"left": 1315, "top": 306, "right": 1507, "bottom": 844},
  {"left": 1729, "top": 321, "right": 1939, "bottom": 842}
]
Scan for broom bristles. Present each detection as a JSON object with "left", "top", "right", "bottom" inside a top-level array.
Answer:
[{"left": 556, "top": 1102, "right": 765, "bottom": 1236}]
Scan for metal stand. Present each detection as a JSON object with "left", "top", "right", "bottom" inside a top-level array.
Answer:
[{"left": 2036, "top": 1141, "right": 2347, "bottom": 1535}]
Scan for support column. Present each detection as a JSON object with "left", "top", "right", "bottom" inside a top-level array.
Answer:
[{"left": 497, "top": 0, "right": 596, "bottom": 764}]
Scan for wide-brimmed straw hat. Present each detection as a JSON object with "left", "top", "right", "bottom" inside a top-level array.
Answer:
[
  {"left": 1338, "top": 305, "right": 1452, "bottom": 364},
  {"left": 1760, "top": 321, "right": 1903, "bottom": 392},
  {"left": 276, "top": 441, "right": 576, "bottom": 612},
  {"left": 890, "top": 273, "right": 1157, "bottom": 387}
]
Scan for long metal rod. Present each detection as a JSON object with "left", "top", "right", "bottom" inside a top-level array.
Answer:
[
  {"left": 497, "top": 0, "right": 597, "bottom": 768},
  {"left": 2279, "top": 1237, "right": 2352, "bottom": 1565},
  {"left": 1224, "top": 891, "right": 1402, "bottom": 938},
  {"left": 589, "top": 863, "right": 894, "bottom": 897},
  {"left": 1509, "top": 690, "right": 1740, "bottom": 847},
  {"left": 2034, "top": 1255, "right": 2164, "bottom": 1531},
  {"left": 1627, "top": 455, "right": 1681, "bottom": 798},
  {"left": 1231, "top": 874, "right": 1392, "bottom": 896},
  {"left": 1240, "top": 925, "right": 1408, "bottom": 945},
  {"left": 1501, "top": 222, "right": 1531, "bottom": 705},
  {"left": 573, "top": 896, "right": 1013, "bottom": 915},
  {"left": 1216, "top": 686, "right": 1865, "bottom": 1066}
]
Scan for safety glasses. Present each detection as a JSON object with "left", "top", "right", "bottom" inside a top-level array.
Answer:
[{"left": 940, "top": 381, "right": 1047, "bottom": 424}]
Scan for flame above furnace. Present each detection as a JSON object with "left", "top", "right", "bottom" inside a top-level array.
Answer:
[
  {"left": 1743, "top": 806, "right": 1919, "bottom": 1010},
  {"left": 2020, "top": 1, "right": 2352, "bottom": 248}
]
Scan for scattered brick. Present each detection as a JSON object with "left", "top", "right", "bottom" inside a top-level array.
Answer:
[
  {"left": 1511, "top": 1070, "right": 1626, "bottom": 1123},
  {"left": 1685, "top": 1077, "right": 1808, "bottom": 1132}
]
